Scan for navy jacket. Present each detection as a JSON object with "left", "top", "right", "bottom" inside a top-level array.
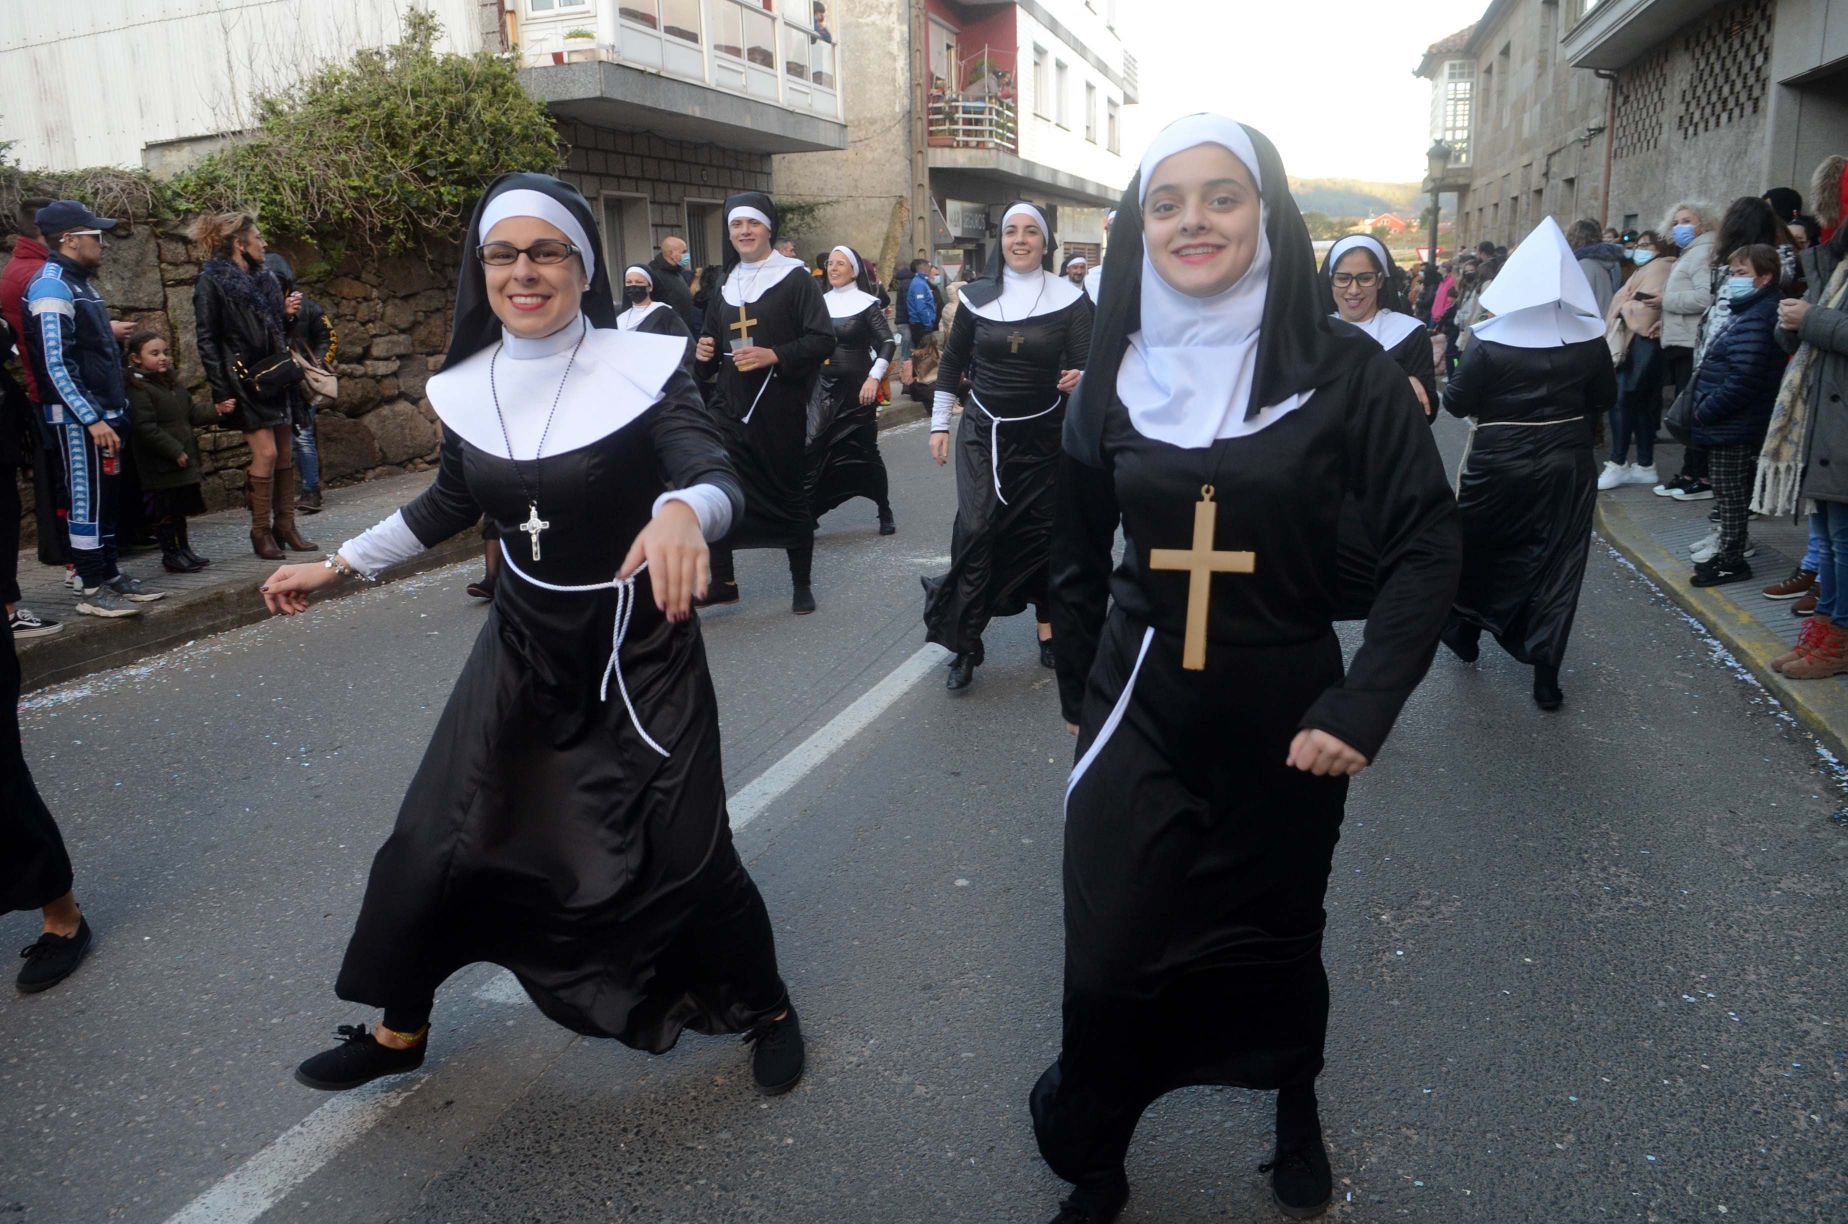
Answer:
[
  {"left": 23, "top": 253, "right": 126, "bottom": 427},
  {"left": 1692, "top": 284, "right": 1785, "bottom": 447}
]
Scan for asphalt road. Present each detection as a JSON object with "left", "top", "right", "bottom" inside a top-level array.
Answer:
[{"left": 3, "top": 417, "right": 1844, "bottom": 1222}]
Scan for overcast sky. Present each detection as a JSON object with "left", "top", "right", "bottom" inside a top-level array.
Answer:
[{"left": 1120, "top": 0, "right": 1489, "bottom": 182}]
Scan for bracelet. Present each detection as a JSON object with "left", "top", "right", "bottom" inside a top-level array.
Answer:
[{"left": 323, "top": 554, "right": 376, "bottom": 584}]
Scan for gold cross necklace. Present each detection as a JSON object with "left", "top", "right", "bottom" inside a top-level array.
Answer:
[{"left": 1147, "top": 443, "right": 1256, "bottom": 670}]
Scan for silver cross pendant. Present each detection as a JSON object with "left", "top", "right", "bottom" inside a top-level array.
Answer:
[{"left": 519, "top": 502, "right": 550, "bottom": 561}]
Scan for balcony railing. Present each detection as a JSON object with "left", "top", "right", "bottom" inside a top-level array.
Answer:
[
  {"left": 928, "top": 46, "right": 1020, "bottom": 154},
  {"left": 518, "top": 0, "right": 841, "bottom": 124}
]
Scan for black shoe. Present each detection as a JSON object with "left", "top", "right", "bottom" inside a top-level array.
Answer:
[
  {"left": 16, "top": 917, "right": 92, "bottom": 993},
  {"left": 300, "top": 487, "right": 324, "bottom": 515},
  {"left": 294, "top": 1023, "right": 427, "bottom": 1091},
  {"left": 1039, "top": 637, "right": 1056, "bottom": 669},
  {"left": 1691, "top": 557, "right": 1753, "bottom": 588},
  {"left": 1262, "top": 1137, "right": 1333, "bottom": 1220},
  {"left": 946, "top": 652, "right": 978, "bottom": 690},
  {"left": 161, "top": 550, "right": 204, "bottom": 574},
  {"left": 465, "top": 578, "right": 494, "bottom": 601},
  {"left": 878, "top": 509, "right": 896, "bottom": 536},
  {"left": 792, "top": 584, "right": 817, "bottom": 615},
  {"left": 695, "top": 580, "right": 740, "bottom": 608},
  {"left": 1439, "top": 619, "right": 1481, "bottom": 662},
  {"left": 745, "top": 1007, "right": 805, "bottom": 1096},
  {"left": 1532, "top": 664, "right": 1564, "bottom": 712},
  {"left": 1047, "top": 1175, "right": 1128, "bottom": 1224}
]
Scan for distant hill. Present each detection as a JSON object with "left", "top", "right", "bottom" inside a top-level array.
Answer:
[{"left": 1290, "top": 177, "right": 1452, "bottom": 221}]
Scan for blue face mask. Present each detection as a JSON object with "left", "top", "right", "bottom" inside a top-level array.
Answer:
[
  {"left": 1671, "top": 222, "right": 1697, "bottom": 248},
  {"left": 678, "top": 252, "right": 692, "bottom": 270},
  {"left": 1727, "top": 275, "right": 1759, "bottom": 301},
  {"left": 1631, "top": 249, "right": 1656, "bottom": 266}
]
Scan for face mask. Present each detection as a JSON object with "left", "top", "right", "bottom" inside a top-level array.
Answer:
[
  {"left": 1726, "top": 275, "right": 1758, "bottom": 301},
  {"left": 1631, "top": 250, "right": 1656, "bottom": 266},
  {"left": 677, "top": 253, "right": 692, "bottom": 270},
  {"left": 623, "top": 284, "right": 649, "bottom": 306},
  {"left": 1671, "top": 223, "right": 1697, "bottom": 248}
]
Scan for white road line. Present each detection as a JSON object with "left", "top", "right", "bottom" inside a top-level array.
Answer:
[
  {"left": 162, "top": 1078, "right": 426, "bottom": 1224},
  {"left": 162, "top": 641, "right": 944, "bottom": 1221},
  {"left": 729, "top": 643, "right": 949, "bottom": 828}
]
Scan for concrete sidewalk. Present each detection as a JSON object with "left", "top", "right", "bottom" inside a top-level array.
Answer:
[
  {"left": 11, "top": 399, "right": 929, "bottom": 693},
  {"left": 1593, "top": 439, "right": 1848, "bottom": 759}
]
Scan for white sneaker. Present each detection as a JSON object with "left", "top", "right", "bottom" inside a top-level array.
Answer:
[
  {"left": 1691, "top": 539, "right": 1759, "bottom": 564},
  {"left": 1687, "top": 529, "right": 1720, "bottom": 556},
  {"left": 63, "top": 567, "right": 81, "bottom": 591},
  {"left": 1597, "top": 461, "right": 1632, "bottom": 491},
  {"left": 1624, "top": 464, "right": 1659, "bottom": 487}
]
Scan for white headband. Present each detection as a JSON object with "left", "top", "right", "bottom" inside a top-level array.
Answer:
[
  {"left": 478, "top": 188, "right": 596, "bottom": 283},
  {"left": 1327, "top": 235, "right": 1390, "bottom": 273},
  {"left": 830, "top": 244, "right": 860, "bottom": 275},
  {"left": 729, "top": 205, "right": 773, "bottom": 229},
  {"left": 1001, "top": 203, "right": 1049, "bottom": 237},
  {"left": 1138, "top": 113, "right": 1262, "bottom": 204},
  {"left": 1067, "top": 256, "right": 1088, "bottom": 268},
  {"left": 624, "top": 265, "right": 651, "bottom": 281}
]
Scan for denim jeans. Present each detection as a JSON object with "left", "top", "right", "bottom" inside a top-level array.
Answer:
[
  {"left": 1803, "top": 515, "right": 1823, "bottom": 573},
  {"left": 1610, "top": 336, "right": 1662, "bottom": 467},
  {"left": 1813, "top": 503, "right": 1848, "bottom": 620},
  {"left": 292, "top": 415, "right": 321, "bottom": 494}
]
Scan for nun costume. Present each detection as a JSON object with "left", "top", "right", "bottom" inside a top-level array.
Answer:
[
  {"left": 696, "top": 192, "right": 836, "bottom": 614},
  {"left": 291, "top": 174, "right": 803, "bottom": 1097},
  {"left": 1322, "top": 234, "right": 1436, "bottom": 412},
  {"left": 1439, "top": 217, "right": 1615, "bottom": 711},
  {"left": 1084, "top": 210, "right": 1116, "bottom": 304},
  {"left": 617, "top": 263, "right": 696, "bottom": 366},
  {"left": 807, "top": 244, "right": 898, "bottom": 532},
  {"left": 1036, "top": 116, "right": 1460, "bottom": 1224},
  {"left": 922, "top": 201, "right": 1094, "bottom": 689}
]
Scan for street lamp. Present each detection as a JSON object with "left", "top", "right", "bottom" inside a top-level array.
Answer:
[{"left": 1422, "top": 139, "right": 1453, "bottom": 319}]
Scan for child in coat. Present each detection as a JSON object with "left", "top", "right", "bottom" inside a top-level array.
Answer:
[{"left": 124, "top": 330, "right": 222, "bottom": 573}]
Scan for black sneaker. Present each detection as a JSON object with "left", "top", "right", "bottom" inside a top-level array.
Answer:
[
  {"left": 1692, "top": 557, "right": 1753, "bottom": 588},
  {"left": 877, "top": 509, "right": 896, "bottom": 536},
  {"left": 1262, "top": 1137, "right": 1333, "bottom": 1220},
  {"left": 17, "top": 917, "right": 92, "bottom": 993},
  {"left": 8, "top": 606, "right": 63, "bottom": 639},
  {"left": 745, "top": 1007, "right": 805, "bottom": 1096},
  {"left": 1653, "top": 473, "right": 1694, "bottom": 497},
  {"left": 792, "top": 584, "right": 817, "bottom": 615},
  {"left": 1671, "top": 480, "right": 1715, "bottom": 502},
  {"left": 294, "top": 1023, "right": 427, "bottom": 1091},
  {"left": 1047, "top": 1175, "right": 1129, "bottom": 1224}
]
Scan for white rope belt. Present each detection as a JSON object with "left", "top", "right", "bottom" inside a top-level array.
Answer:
[
  {"left": 1473, "top": 416, "right": 1585, "bottom": 428},
  {"left": 497, "top": 540, "right": 669, "bottom": 758},
  {"left": 739, "top": 364, "right": 775, "bottom": 425},
  {"left": 968, "top": 390, "right": 1062, "bottom": 506}
]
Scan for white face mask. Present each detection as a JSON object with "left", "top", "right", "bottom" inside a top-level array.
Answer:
[{"left": 1631, "top": 249, "right": 1656, "bottom": 266}]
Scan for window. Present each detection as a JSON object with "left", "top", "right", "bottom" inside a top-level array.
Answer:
[
  {"left": 1032, "top": 46, "right": 1049, "bottom": 118},
  {"left": 708, "top": 0, "right": 742, "bottom": 57},
  {"left": 930, "top": 19, "right": 957, "bottom": 91},
  {"left": 1438, "top": 60, "right": 1473, "bottom": 165},
  {"left": 529, "top": 0, "right": 589, "bottom": 11},
  {"left": 1084, "top": 83, "right": 1097, "bottom": 142},
  {"left": 686, "top": 200, "right": 724, "bottom": 270},
  {"left": 619, "top": 0, "right": 701, "bottom": 39},
  {"left": 602, "top": 194, "right": 651, "bottom": 278},
  {"left": 1106, "top": 98, "right": 1120, "bottom": 153},
  {"left": 1055, "top": 60, "right": 1069, "bottom": 127},
  {"left": 742, "top": 3, "right": 775, "bottom": 68}
]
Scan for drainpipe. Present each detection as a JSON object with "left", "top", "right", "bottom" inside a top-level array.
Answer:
[
  {"left": 909, "top": 0, "right": 931, "bottom": 265},
  {"left": 1595, "top": 69, "right": 1617, "bottom": 228}
]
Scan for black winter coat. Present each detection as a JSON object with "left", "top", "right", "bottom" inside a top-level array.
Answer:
[
  {"left": 126, "top": 369, "right": 219, "bottom": 490},
  {"left": 193, "top": 262, "right": 291, "bottom": 431},
  {"left": 648, "top": 256, "right": 699, "bottom": 332},
  {"left": 1692, "top": 286, "right": 1786, "bottom": 447}
]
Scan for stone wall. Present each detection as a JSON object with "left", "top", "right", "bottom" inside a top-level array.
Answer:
[{"left": 7, "top": 226, "right": 455, "bottom": 543}]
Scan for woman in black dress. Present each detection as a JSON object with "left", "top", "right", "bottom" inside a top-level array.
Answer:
[
  {"left": 808, "top": 244, "right": 897, "bottom": 534},
  {"left": 695, "top": 193, "right": 836, "bottom": 614},
  {"left": 1322, "top": 234, "right": 1435, "bottom": 414},
  {"left": 923, "top": 202, "right": 1092, "bottom": 690},
  {"left": 260, "top": 174, "right": 804, "bottom": 1098},
  {"left": 1037, "top": 115, "right": 1461, "bottom": 1224},
  {"left": 1438, "top": 217, "right": 1617, "bottom": 711},
  {"left": 618, "top": 263, "right": 696, "bottom": 366}
]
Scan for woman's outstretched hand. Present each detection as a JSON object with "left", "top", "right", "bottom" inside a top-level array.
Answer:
[
  {"left": 621, "top": 500, "right": 708, "bottom": 622},
  {"left": 261, "top": 561, "right": 341, "bottom": 616},
  {"left": 1286, "top": 729, "right": 1369, "bottom": 777}
]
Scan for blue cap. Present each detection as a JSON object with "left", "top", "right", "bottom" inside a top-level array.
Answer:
[{"left": 35, "top": 200, "right": 119, "bottom": 241}]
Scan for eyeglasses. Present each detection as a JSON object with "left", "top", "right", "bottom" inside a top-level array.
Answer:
[
  {"left": 477, "top": 240, "right": 581, "bottom": 266},
  {"left": 1331, "top": 272, "right": 1383, "bottom": 289},
  {"left": 62, "top": 229, "right": 103, "bottom": 240}
]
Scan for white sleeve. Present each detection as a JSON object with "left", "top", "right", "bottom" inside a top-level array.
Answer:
[
  {"left": 932, "top": 389, "right": 957, "bottom": 432},
  {"left": 870, "top": 357, "right": 890, "bottom": 381},
  {"left": 339, "top": 510, "right": 426, "bottom": 578},
  {"left": 653, "top": 483, "right": 733, "bottom": 543}
]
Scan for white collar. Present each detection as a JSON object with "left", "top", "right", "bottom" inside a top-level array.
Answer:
[
  {"left": 721, "top": 251, "right": 808, "bottom": 306},
  {"left": 824, "top": 284, "right": 878, "bottom": 318},
  {"left": 1332, "top": 308, "right": 1424, "bottom": 351},
  {"left": 1472, "top": 216, "right": 1605, "bottom": 348},
  {"left": 962, "top": 265, "right": 1084, "bottom": 321},
  {"left": 427, "top": 318, "right": 685, "bottom": 457},
  {"left": 1083, "top": 263, "right": 1103, "bottom": 303},
  {"left": 616, "top": 300, "right": 668, "bottom": 330}
]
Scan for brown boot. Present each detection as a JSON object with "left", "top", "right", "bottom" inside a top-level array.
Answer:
[
  {"left": 272, "top": 474, "right": 319, "bottom": 553},
  {"left": 1783, "top": 617, "right": 1848, "bottom": 679},
  {"left": 1772, "top": 614, "right": 1827, "bottom": 673},
  {"left": 247, "top": 476, "right": 285, "bottom": 560}
]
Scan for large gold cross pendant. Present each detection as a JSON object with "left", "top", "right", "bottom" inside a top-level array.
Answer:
[
  {"left": 1147, "top": 485, "right": 1255, "bottom": 671},
  {"left": 729, "top": 304, "right": 759, "bottom": 346},
  {"left": 1007, "top": 330, "right": 1026, "bottom": 354}
]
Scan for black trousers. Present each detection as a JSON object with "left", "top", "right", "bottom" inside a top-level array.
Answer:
[
  {"left": 709, "top": 541, "right": 813, "bottom": 587},
  {"left": 1, "top": 619, "right": 73, "bottom": 914},
  {"left": 2, "top": 467, "right": 20, "bottom": 606}
]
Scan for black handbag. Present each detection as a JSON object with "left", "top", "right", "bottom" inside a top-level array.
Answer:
[
  {"left": 234, "top": 349, "right": 305, "bottom": 400},
  {"left": 1664, "top": 380, "right": 1695, "bottom": 445}
]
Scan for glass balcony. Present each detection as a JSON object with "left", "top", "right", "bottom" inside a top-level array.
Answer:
[
  {"left": 928, "top": 47, "right": 1019, "bottom": 154},
  {"left": 517, "top": 0, "right": 841, "bottom": 124}
]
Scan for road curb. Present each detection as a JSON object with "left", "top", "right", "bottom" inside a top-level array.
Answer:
[
  {"left": 1596, "top": 495, "right": 1848, "bottom": 761},
  {"left": 18, "top": 535, "right": 480, "bottom": 694},
  {"left": 876, "top": 401, "right": 929, "bottom": 430}
]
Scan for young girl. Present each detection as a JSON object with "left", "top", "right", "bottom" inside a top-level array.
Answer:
[{"left": 124, "top": 330, "right": 223, "bottom": 573}]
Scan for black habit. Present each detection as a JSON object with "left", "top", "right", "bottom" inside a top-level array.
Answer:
[
  {"left": 2, "top": 622, "right": 72, "bottom": 914},
  {"left": 807, "top": 291, "right": 897, "bottom": 520}
]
